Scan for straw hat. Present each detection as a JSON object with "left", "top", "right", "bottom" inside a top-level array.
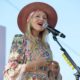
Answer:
[{"left": 17, "top": 2, "right": 58, "bottom": 33}]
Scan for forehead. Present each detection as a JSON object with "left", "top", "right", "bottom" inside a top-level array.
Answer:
[{"left": 33, "top": 10, "right": 47, "bottom": 16}]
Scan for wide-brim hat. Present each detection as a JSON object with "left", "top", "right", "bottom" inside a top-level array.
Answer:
[{"left": 17, "top": 2, "right": 58, "bottom": 33}]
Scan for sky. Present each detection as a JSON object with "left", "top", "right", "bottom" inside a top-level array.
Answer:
[{"left": 0, "top": 0, "right": 80, "bottom": 80}]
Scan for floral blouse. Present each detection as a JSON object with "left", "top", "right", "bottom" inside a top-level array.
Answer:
[{"left": 4, "top": 34, "right": 53, "bottom": 80}]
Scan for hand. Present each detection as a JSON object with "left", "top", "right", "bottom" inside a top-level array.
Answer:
[{"left": 34, "top": 55, "right": 48, "bottom": 67}]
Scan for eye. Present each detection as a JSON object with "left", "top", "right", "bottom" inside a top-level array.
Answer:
[
  {"left": 35, "top": 15, "right": 40, "bottom": 18},
  {"left": 43, "top": 17, "right": 47, "bottom": 20}
]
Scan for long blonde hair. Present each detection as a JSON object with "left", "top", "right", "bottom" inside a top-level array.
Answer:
[
  {"left": 25, "top": 21, "right": 49, "bottom": 46},
  {"left": 24, "top": 11, "right": 53, "bottom": 57}
]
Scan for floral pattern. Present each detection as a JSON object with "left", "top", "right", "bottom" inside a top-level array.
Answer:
[{"left": 4, "top": 34, "right": 53, "bottom": 80}]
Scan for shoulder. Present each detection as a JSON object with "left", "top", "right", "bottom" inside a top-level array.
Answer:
[
  {"left": 10, "top": 34, "right": 25, "bottom": 53},
  {"left": 12, "top": 34, "right": 30, "bottom": 46},
  {"left": 12, "top": 34, "right": 25, "bottom": 43},
  {"left": 13, "top": 34, "right": 24, "bottom": 40},
  {"left": 10, "top": 34, "right": 25, "bottom": 50}
]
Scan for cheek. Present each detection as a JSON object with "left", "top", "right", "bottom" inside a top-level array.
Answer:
[
  {"left": 31, "top": 23, "right": 36, "bottom": 29},
  {"left": 31, "top": 20, "right": 37, "bottom": 27},
  {"left": 32, "top": 18, "right": 37, "bottom": 24}
]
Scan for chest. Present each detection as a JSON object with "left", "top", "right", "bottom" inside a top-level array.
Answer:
[{"left": 23, "top": 39, "right": 51, "bottom": 62}]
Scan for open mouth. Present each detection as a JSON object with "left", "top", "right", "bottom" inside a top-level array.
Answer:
[{"left": 37, "top": 23, "right": 43, "bottom": 26}]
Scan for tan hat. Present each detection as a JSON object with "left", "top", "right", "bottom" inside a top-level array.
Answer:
[{"left": 17, "top": 2, "right": 58, "bottom": 33}]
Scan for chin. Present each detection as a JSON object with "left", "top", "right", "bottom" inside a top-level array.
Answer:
[
  {"left": 38, "top": 29, "right": 44, "bottom": 32},
  {"left": 35, "top": 28, "right": 44, "bottom": 31}
]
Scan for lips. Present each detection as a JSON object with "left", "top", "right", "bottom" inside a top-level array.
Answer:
[{"left": 37, "top": 22, "right": 43, "bottom": 26}]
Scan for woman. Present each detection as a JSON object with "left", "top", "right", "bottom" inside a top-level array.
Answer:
[
  {"left": 48, "top": 61, "right": 62, "bottom": 80},
  {"left": 4, "top": 2, "right": 58, "bottom": 80}
]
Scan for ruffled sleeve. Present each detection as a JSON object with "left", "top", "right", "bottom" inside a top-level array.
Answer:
[{"left": 4, "top": 34, "right": 25, "bottom": 80}]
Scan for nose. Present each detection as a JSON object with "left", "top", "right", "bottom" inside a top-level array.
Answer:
[{"left": 39, "top": 17, "right": 44, "bottom": 21}]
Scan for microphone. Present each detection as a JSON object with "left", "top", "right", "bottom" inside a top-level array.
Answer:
[
  {"left": 46, "top": 26, "right": 66, "bottom": 38},
  {"left": 42, "top": 22, "right": 66, "bottom": 38}
]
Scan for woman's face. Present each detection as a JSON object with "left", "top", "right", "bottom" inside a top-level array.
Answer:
[{"left": 31, "top": 11, "right": 48, "bottom": 32}]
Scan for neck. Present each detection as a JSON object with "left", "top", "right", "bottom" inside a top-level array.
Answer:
[{"left": 31, "top": 29, "right": 40, "bottom": 38}]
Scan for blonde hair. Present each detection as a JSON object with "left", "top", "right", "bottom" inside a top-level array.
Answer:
[
  {"left": 25, "top": 22, "right": 48, "bottom": 47},
  {"left": 24, "top": 11, "right": 53, "bottom": 57}
]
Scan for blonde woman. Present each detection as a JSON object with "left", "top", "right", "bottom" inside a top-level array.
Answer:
[{"left": 4, "top": 2, "right": 57, "bottom": 80}]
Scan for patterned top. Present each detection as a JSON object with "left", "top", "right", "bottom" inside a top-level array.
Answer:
[{"left": 4, "top": 34, "right": 53, "bottom": 80}]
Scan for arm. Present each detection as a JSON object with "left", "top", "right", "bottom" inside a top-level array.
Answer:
[
  {"left": 20, "top": 55, "right": 48, "bottom": 72},
  {"left": 4, "top": 34, "right": 24, "bottom": 79}
]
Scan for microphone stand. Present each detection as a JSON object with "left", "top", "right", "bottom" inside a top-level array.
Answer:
[{"left": 52, "top": 35, "right": 80, "bottom": 80}]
